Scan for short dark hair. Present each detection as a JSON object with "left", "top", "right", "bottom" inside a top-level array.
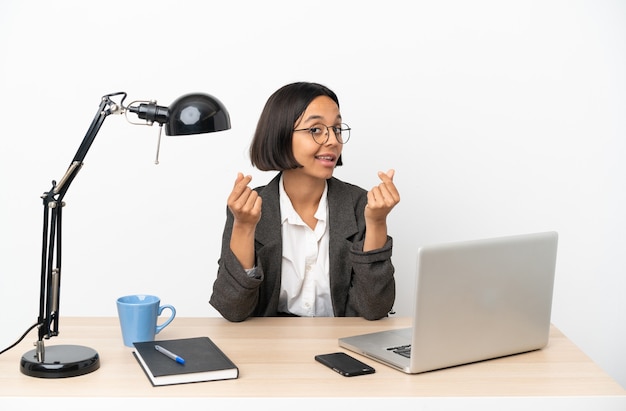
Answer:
[{"left": 250, "top": 82, "right": 343, "bottom": 171}]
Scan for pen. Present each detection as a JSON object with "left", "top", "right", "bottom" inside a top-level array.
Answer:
[{"left": 154, "top": 345, "right": 185, "bottom": 364}]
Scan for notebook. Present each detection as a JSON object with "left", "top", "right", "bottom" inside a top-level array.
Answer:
[
  {"left": 339, "top": 231, "right": 558, "bottom": 374},
  {"left": 133, "top": 336, "right": 239, "bottom": 386}
]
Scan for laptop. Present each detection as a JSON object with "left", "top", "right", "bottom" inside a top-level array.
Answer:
[{"left": 339, "top": 231, "right": 558, "bottom": 374}]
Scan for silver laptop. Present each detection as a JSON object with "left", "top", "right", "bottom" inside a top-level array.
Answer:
[{"left": 339, "top": 231, "right": 558, "bottom": 374}]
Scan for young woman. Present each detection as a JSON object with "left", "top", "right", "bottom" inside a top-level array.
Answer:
[{"left": 210, "top": 82, "right": 400, "bottom": 322}]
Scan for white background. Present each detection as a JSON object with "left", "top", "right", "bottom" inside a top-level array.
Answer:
[{"left": 1, "top": 0, "right": 624, "bottom": 389}]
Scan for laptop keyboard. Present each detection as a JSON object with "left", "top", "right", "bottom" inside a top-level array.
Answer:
[{"left": 387, "top": 344, "right": 411, "bottom": 358}]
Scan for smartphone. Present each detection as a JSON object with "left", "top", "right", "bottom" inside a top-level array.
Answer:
[{"left": 314, "top": 352, "right": 376, "bottom": 377}]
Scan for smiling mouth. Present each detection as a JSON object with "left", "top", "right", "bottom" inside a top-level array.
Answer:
[{"left": 315, "top": 155, "right": 336, "bottom": 162}]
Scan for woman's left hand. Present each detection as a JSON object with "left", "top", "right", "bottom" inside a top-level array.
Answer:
[{"left": 365, "top": 169, "right": 400, "bottom": 223}]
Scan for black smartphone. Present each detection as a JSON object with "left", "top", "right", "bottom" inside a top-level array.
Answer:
[{"left": 314, "top": 352, "right": 376, "bottom": 377}]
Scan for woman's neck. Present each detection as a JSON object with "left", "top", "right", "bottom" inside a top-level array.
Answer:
[{"left": 282, "top": 171, "right": 327, "bottom": 228}]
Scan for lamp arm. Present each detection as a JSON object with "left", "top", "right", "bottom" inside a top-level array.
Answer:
[
  {"left": 36, "top": 93, "right": 126, "bottom": 351},
  {"left": 52, "top": 92, "right": 127, "bottom": 199}
]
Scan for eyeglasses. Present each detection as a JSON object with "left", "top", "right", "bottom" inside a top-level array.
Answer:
[{"left": 293, "top": 123, "right": 351, "bottom": 145}]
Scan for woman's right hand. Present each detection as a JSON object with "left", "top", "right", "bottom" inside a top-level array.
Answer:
[
  {"left": 228, "top": 173, "right": 262, "bottom": 270},
  {"left": 228, "top": 173, "right": 262, "bottom": 230}
]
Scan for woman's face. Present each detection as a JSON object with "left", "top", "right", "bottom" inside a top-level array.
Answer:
[{"left": 291, "top": 95, "right": 343, "bottom": 181}]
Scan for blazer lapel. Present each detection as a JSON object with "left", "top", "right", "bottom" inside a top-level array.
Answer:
[
  {"left": 327, "top": 177, "right": 360, "bottom": 242},
  {"left": 255, "top": 173, "right": 282, "bottom": 248}
]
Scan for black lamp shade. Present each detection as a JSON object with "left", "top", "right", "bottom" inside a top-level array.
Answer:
[{"left": 165, "top": 93, "right": 231, "bottom": 136}]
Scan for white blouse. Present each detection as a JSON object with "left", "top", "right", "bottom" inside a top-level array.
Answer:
[{"left": 277, "top": 176, "right": 333, "bottom": 317}]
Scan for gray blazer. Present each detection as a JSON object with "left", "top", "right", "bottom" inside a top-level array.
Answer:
[{"left": 209, "top": 173, "right": 395, "bottom": 322}]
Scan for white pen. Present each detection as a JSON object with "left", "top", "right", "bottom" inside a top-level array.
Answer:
[{"left": 154, "top": 345, "right": 185, "bottom": 364}]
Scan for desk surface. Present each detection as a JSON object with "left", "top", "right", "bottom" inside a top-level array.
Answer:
[{"left": 0, "top": 316, "right": 624, "bottom": 398}]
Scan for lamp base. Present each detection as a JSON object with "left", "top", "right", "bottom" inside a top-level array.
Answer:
[{"left": 20, "top": 344, "right": 100, "bottom": 378}]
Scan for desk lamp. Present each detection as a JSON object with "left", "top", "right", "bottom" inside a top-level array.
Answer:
[{"left": 19, "top": 91, "right": 231, "bottom": 378}]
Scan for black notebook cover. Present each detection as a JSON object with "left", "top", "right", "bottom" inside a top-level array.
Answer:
[{"left": 133, "top": 336, "right": 239, "bottom": 386}]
